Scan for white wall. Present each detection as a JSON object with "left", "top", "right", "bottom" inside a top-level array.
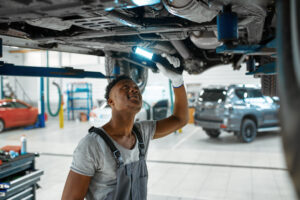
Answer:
[
  {"left": 183, "top": 64, "right": 260, "bottom": 87},
  {"left": 0, "top": 46, "right": 38, "bottom": 105},
  {"left": 0, "top": 46, "right": 260, "bottom": 118},
  {"left": 0, "top": 48, "right": 108, "bottom": 117},
  {"left": 143, "top": 70, "right": 171, "bottom": 105}
]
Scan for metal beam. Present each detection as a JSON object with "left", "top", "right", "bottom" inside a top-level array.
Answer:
[
  {"left": 35, "top": 23, "right": 215, "bottom": 41},
  {"left": 246, "top": 62, "right": 277, "bottom": 75},
  {"left": 1, "top": 36, "right": 101, "bottom": 56},
  {"left": 0, "top": 61, "right": 109, "bottom": 79},
  {"left": 216, "top": 39, "right": 276, "bottom": 56}
]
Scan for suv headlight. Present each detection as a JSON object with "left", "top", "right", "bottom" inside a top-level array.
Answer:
[{"left": 224, "top": 104, "right": 234, "bottom": 112}]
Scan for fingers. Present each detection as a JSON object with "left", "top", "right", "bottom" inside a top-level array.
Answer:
[
  {"left": 155, "top": 63, "right": 166, "bottom": 73},
  {"left": 156, "top": 62, "right": 177, "bottom": 77},
  {"left": 161, "top": 53, "right": 180, "bottom": 68}
]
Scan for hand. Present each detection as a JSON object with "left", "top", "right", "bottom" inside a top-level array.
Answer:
[{"left": 156, "top": 54, "right": 183, "bottom": 88}]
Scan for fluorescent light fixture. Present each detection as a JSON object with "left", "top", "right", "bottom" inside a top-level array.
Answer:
[
  {"left": 131, "top": 0, "right": 160, "bottom": 6},
  {"left": 105, "top": 7, "right": 114, "bottom": 11},
  {"left": 135, "top": 47, "right": 153, "bottom": 60}
]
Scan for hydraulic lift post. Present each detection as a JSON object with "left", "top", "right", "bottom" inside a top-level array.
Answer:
[
  {"left": 216, "top": 5, "right": 277, "bottom": 75},
  {"left": 39, "top": 76, "right": 45, "bottom": 128},
  {"left": 0, "top": 39, "right": 3, "bottom": 99}
]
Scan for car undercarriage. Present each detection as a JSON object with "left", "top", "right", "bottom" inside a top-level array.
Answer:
[{"left": 0, "top": 1, "right": 275, "bottom": 84}]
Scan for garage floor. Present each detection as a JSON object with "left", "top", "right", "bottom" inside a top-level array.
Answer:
[{"left": 0, "top": 119, "right": 297, "bottom": 200}]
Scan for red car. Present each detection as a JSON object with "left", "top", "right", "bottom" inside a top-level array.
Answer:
[{"left": 0, "top": 99, "right": 38, "bottom": 132}]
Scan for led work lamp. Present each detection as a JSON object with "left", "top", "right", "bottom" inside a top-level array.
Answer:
[{"left": 132, "top": 47, "right": 183, "bottom": 75}]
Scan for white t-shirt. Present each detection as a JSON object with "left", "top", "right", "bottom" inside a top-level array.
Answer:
[{"left": 70, "top": 120, "right": 156, "bottom": 200}]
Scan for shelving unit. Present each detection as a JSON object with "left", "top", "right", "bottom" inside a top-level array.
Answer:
[{"left": 66, "top": 82, "right": 93, "bottom": 120}]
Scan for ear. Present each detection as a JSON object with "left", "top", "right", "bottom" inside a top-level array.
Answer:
[{"left": 108, "top": 98, "right": 114, "bottom": 107}]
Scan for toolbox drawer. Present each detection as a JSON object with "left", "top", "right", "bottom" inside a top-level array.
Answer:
[
  {"left": 0, "top": 154, "right": 35, "bottom": 180},
  {"left": 6, "top": 187, "right": 34, "bottom": 200},
  {"left": 0, "top": 169, "right": 43, "bottom": 200}
]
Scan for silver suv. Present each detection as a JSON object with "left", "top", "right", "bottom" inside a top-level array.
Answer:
[{"left": 194, "top": 85, "right": 280, "bottom": 143}]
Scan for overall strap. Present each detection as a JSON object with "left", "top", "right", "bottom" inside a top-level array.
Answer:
[
  {"left": 132, "top": 125, "right": 145, "bottom": 157},
  {"left": 88, "top": 127, "right": 124, "bottom": 167}
]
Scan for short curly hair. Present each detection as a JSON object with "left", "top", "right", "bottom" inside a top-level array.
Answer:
[{"left": 105, "top": 75, "right": 133, "bottom": 101}]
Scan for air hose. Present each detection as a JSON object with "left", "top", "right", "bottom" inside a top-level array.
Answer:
[{"left": 47, "top": 78, "right": 62, "bottom": 117}]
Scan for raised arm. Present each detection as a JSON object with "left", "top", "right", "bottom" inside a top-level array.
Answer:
[{"left": 153, "top": 54, "right": 189, "bottom": 139}]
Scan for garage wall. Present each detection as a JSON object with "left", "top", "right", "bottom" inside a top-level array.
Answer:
[
  {"left": 25, "top": 52, "right": 108, "bottom": 113},
  {"left": 143, "top": 64, "right": 260, "bottom": 104},
  {"left": 0, "top": 47, "right": 38, "bottom": 106},
  {"left": 183, "top": 64, "right": 260, "bottom": 87},
  {"left": 1, "top": 46, "right": 259, "bottom": 118},
  {"left": 0, "top": 47, "right": 108, "bottom": 112}
]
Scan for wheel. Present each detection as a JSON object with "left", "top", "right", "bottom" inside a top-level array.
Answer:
[
  {"left": 238, "top": 119, "right": 257, "bottom": 143},
  {"left": 261, "top": 74, "right": 278, "bottom": 97},
  {"left": 260, "top": 57, "right": 278, "bottom": 97},
  {"left": 204, "top": 129, "right": 221, "bottom": 138},
  {"left": 105, "top": 54, "right": 148, "bottom": 94},
  {"left": 278, "top": 0, "right": 300, "bottom": 196},
  {"left": 0, "top": 119, "right": 5, "bottom": 133}
]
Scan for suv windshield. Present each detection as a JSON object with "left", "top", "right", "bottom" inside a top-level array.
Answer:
[
  {"left": 235, "top": 89, "right": 263, "bottom": 99},
  {"left": 199, "top": 89, "right": 227, "bottom": 102}
]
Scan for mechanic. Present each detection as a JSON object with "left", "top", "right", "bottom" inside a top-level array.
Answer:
[{"left": 61, "top": 54, "right": 188, "bottom": 200}]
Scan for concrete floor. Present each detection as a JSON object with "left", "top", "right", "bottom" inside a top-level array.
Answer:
[{"left": 0, "top": 118, "right": 298, "bottom": 200}]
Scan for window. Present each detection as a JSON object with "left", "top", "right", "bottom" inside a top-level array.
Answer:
[
  {"left": 12, "top": 102, "right": 29, "bottom": 109},
  {"left": 235, "top": 89, "right": 247, "bottom": 99},
  {"left": 200, "top": 89, "right": 227, "bottom": 102},
  {"left": 247, "top": 89, "right": 263, "bottom": 98},
  {"left": 0, "top": 102, "right": 13, "bottom": 108},
  {"left": 154, "top": 99, "right": 168, "bottom": 107},
  {"left": 235, "top": 89, "right": 263, "bottom": 99}
]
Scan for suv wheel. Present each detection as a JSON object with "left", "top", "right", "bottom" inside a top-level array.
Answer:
[
  {"left": 238, "top": 119, "right": 257, "bottom": 143},
  {"left": 261, "top": 74, "right": 278, "bottom": 97},
  {"left": 260, "top": 56, "right": 278, "bottom": 97},
  {"left": 204, "top": 129, "right": 221, "bottom": 138},
  {"left": 0, "top": 120, "right": 4, "bottom": 133},
  {"left": 105, "top": 54, "right": 148, "bottom": 94}
]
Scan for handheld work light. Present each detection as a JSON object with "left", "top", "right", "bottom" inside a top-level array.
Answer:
[
  {"left": 132, "top": 46, "right": 184, "bottom": 75},
  {"left": 134, "top": 47, "right": 154, "bottom": 60}
]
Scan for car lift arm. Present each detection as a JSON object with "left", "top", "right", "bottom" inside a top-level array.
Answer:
[{"left": 0, "top": 61, "right": 109, "bottom": 79}]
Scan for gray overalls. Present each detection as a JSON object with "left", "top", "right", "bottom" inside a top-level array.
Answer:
[{"left": 89, "top": 126, "right": 148, "bottom": 200}]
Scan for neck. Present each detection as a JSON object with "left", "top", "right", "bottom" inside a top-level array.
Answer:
[{"left": 103, "top": 111, "right": 136, "bottom": 137}]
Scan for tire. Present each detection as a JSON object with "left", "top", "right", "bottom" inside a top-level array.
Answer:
[
  {"left": 238, "top": 119, "right": 257, "bottom": 143},
  {"left": 0, "top": 119, "right": 4, "bottom": 133},
  {"left": 261, "top": 75, "right": 278, "bottom": 97},
  {"left": 204, "top": 129, "right": 221, "bottom": 138},
  {"left": 260, "top": 56, "right": 278, "bottom": 97},
  {"left": 105, "top": 54, "right": 148, "bottom": 94},
  {"left": 278, "top": 0, "right": 300, "bottom": 196}
]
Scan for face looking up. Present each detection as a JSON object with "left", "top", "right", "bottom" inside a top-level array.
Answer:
[{"left": 108, "top": 79, "right": 142, "bottom": 113}]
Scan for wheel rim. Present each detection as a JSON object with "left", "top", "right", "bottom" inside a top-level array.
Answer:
[
  {"left": 245, "top": 125, "right": 254, "bottom": 138},
  {"left": 291, "top": 0, "right": 300, "bottom": 87},
  {"left": 0, "top": 121, "right": 4, "bottom": 132}
]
